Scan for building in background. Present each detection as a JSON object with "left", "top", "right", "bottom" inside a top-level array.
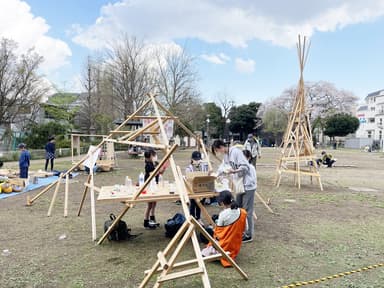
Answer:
[{"left": 349, "top": 89, "right": 384, "bottom": 150}]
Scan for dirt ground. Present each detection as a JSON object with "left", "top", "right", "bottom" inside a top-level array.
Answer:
[{"left": 0, "top": 147, "right": 383, "bottom": 288}]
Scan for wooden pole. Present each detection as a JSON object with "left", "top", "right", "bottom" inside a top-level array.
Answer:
[
  {"left": 77, "top": 174, "right": 91, "bottom": 216},
  {"left": 47, "top": 175, "right": 62, "bottom": 217},
  {"left": 64, "top": 174, "right": 69, "bottom": 217},
  {"left": 89, "top": 171, "right": 96, "bottom": 241}
]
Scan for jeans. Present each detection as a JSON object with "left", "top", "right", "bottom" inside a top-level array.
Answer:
[{"left": 236, "top": 189, "right": 255, "bottom": 238}]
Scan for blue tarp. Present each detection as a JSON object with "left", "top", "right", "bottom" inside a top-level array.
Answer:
[{"left": 0, "top": 173, "right": 78, "bottom": 200}]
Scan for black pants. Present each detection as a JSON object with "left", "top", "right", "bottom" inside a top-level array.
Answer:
[
  {"left": 45, "top": 158, "right": 54, "bottom": 171},
  {"left": 324, "top": 159, "right": 335, "bottom": 167},
  {"left": 190, "top": 199, "right": 204, "bottom": 220}
]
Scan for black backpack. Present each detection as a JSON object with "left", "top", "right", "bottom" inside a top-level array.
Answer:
[
  {"left": 164, "top": 213, "right": 186, "bottom": 238},
  {"left": 104, "top": 214, "right": 131, "bottom": 241}
]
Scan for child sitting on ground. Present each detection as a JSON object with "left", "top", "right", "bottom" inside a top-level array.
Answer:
[{"left": 201, "top": 190, "right": 247, "bottom": 267}]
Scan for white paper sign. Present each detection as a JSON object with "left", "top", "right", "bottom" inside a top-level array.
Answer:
[{"left": 83, "top": 145, "right": 101, "bottom": 169}]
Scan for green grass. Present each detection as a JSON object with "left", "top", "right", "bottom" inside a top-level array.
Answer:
[{"left": 1, "top": 148, "right": 384, "bottom": 287}]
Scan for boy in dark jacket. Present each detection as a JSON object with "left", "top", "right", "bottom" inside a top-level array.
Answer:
[{"left": 18, "top": 143, "right": 31, "bottom": 179}]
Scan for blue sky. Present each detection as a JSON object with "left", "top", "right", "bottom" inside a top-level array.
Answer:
[{"left": 1, "top": 0, "right": 384, "bottom": 105}]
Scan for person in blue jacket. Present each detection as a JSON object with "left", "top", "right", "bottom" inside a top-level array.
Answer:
[
  {"left": 18, "top": 143, "right": 31, "bottom": 179},
  {"left": 45, "top": 136, "right": 56, "bottom": 171}
]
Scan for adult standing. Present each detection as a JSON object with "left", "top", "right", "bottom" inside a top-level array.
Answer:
[
  {"left": 45, "top": 136, "right": 56, "bottom": 171},
  {"left": 211, "top": 139, "right": 256, "bottom": 243},
  {"left": 244, "top": 133, "right": 261, "bottom": 167}
]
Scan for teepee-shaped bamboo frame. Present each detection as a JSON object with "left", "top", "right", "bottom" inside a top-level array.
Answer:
[
  {"left": 275, "top": 36, "right": 323, "bottom": 191},
  {"left": 26, "top": 93, "right": 248, "bottom": 287}
]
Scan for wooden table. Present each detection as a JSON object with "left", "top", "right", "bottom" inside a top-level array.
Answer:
[{"left": 96, "top": 184, "right": 218, "bottom": 244}]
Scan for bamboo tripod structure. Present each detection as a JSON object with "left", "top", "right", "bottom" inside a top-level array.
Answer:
[
  {"left": 26, "top": 93, "right": 248, "bottom": 287},
  {"left": 275, "top": 36, "right": 323, "bottom": 191}
]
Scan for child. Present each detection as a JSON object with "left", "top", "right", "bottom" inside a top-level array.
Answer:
[
  {"left": 201, "top": 190, "right": 247, "bottom": 267},
  {"left": 18, "top": 143, "right": 31, "bottom": 179},
  {"left": 143, "top": 149, "right": 160, "bottom": 229},
  {"left": 185, "top": 151, "right": 204, "bottom": 224}
]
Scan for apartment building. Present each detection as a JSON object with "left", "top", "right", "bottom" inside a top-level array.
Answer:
[{"left": 354, "top": 89, "right": 384, "bottom": 149}]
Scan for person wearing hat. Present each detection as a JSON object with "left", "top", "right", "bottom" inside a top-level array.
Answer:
[
  {"left": 244, "top": 133, "right": 261, "bottom": 167},
  {"left": 185, "top": 151, "right": 204, "bottom": 224},
  {"left": 45, "top": 136, "right": 56, "bottom": 171},
  {"left": 18, "top": 143, "right": 31, "bottom": 179}
]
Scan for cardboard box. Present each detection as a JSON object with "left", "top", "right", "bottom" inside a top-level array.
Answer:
[{"left": 186, "top": 172, "right": 215, "bottom": 193}]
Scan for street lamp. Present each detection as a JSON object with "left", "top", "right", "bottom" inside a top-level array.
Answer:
[
  {"left": 225, "top": 118, "right": 231, "bottom": 141},
  {"left": 206, "top": 116, "right": 210, "bottom": 144}
]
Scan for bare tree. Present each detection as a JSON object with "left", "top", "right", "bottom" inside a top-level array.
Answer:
[
  {"left": 215, "top": 91, "right": 235, "bottom": 119},
  {"left": 0, "top": 38, "right": 48, "bottom": 127},
  {"left": 78, "top": 57, "right": 100, "bottom": 133},
  {"left": 155, "top": 47, "right": 200, "bottom": 114},
  {"left": 106, "top": 36, "right": 154, "bottom": 119}
]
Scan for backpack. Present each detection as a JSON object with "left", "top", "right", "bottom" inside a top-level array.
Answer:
[
  {"left": 164, "top": 213, "right": 186, "bottom": 238},
  {"left": 104, "top": 214, "right": 131, "bottom": 241}
]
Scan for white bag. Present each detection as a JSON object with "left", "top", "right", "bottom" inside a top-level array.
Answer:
[{"left": 232, "top": 173, "right": 245, "bottom": 195}]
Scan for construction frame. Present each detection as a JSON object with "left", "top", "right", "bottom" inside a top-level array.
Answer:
[
  {"left": 275, "top": 35, "right": 323, "bottom": 191},
  {"left": 26, "top": 93, "right": 248, "bottom": 287}
]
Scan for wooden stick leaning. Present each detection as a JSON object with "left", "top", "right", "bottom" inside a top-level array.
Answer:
[
  {"left": 47, "top": 175, "right": 62, "bottom": 217},
  {"left": 77, "top": 174, "right": 91, "bottom": 216}
]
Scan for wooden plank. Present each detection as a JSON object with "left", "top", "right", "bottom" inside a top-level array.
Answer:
[
  {"left": 279, "top": 169, "right": 321, "bottom": 177},
  {"left": 157, "top": 252, "right": 169, "bottom": 270},
  {"left": 157, "top": 267, "right": 204, "bottom": 283},
  {"left": 144, "top": 253, "right": 230, "bottom": 274},
  {"left": 64, "top": 174, "right": 69, "bottom": 217},
  {"left": 47, "top": 177, "right": 62, "bottom": 217}
]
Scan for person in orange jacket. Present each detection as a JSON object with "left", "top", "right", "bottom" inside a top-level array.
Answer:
[{"left": 201, "top": 190, "right": 247, "bottom": 267}]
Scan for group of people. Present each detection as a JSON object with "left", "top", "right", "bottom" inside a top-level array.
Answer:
[
  {"left": 16, "top": 136, "right": 56, "bottom": 180},
  {"left": 137, "top": 134, "right": 261, "bottom": 266}
]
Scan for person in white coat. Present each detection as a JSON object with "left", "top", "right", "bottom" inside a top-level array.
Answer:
[{"left": 244, "top": 133, "right": 261, "bottom": 167}]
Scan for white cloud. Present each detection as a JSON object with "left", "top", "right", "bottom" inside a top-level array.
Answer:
[
  {"left": 235, "top": 58, "right": 255, "bottom": 73},
  {"left": 0, "top": 0, "right": 71, "bottom": 73},
  {"left": 72, "top": 0, "right": 384, "bottom": 49},
  {"left": 201, "top": 53, "right": 230, "bottom": 64}
]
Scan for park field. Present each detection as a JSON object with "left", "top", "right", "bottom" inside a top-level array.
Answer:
[{"left": 0, "top": 147, "right": 383, "bottom": 288}]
